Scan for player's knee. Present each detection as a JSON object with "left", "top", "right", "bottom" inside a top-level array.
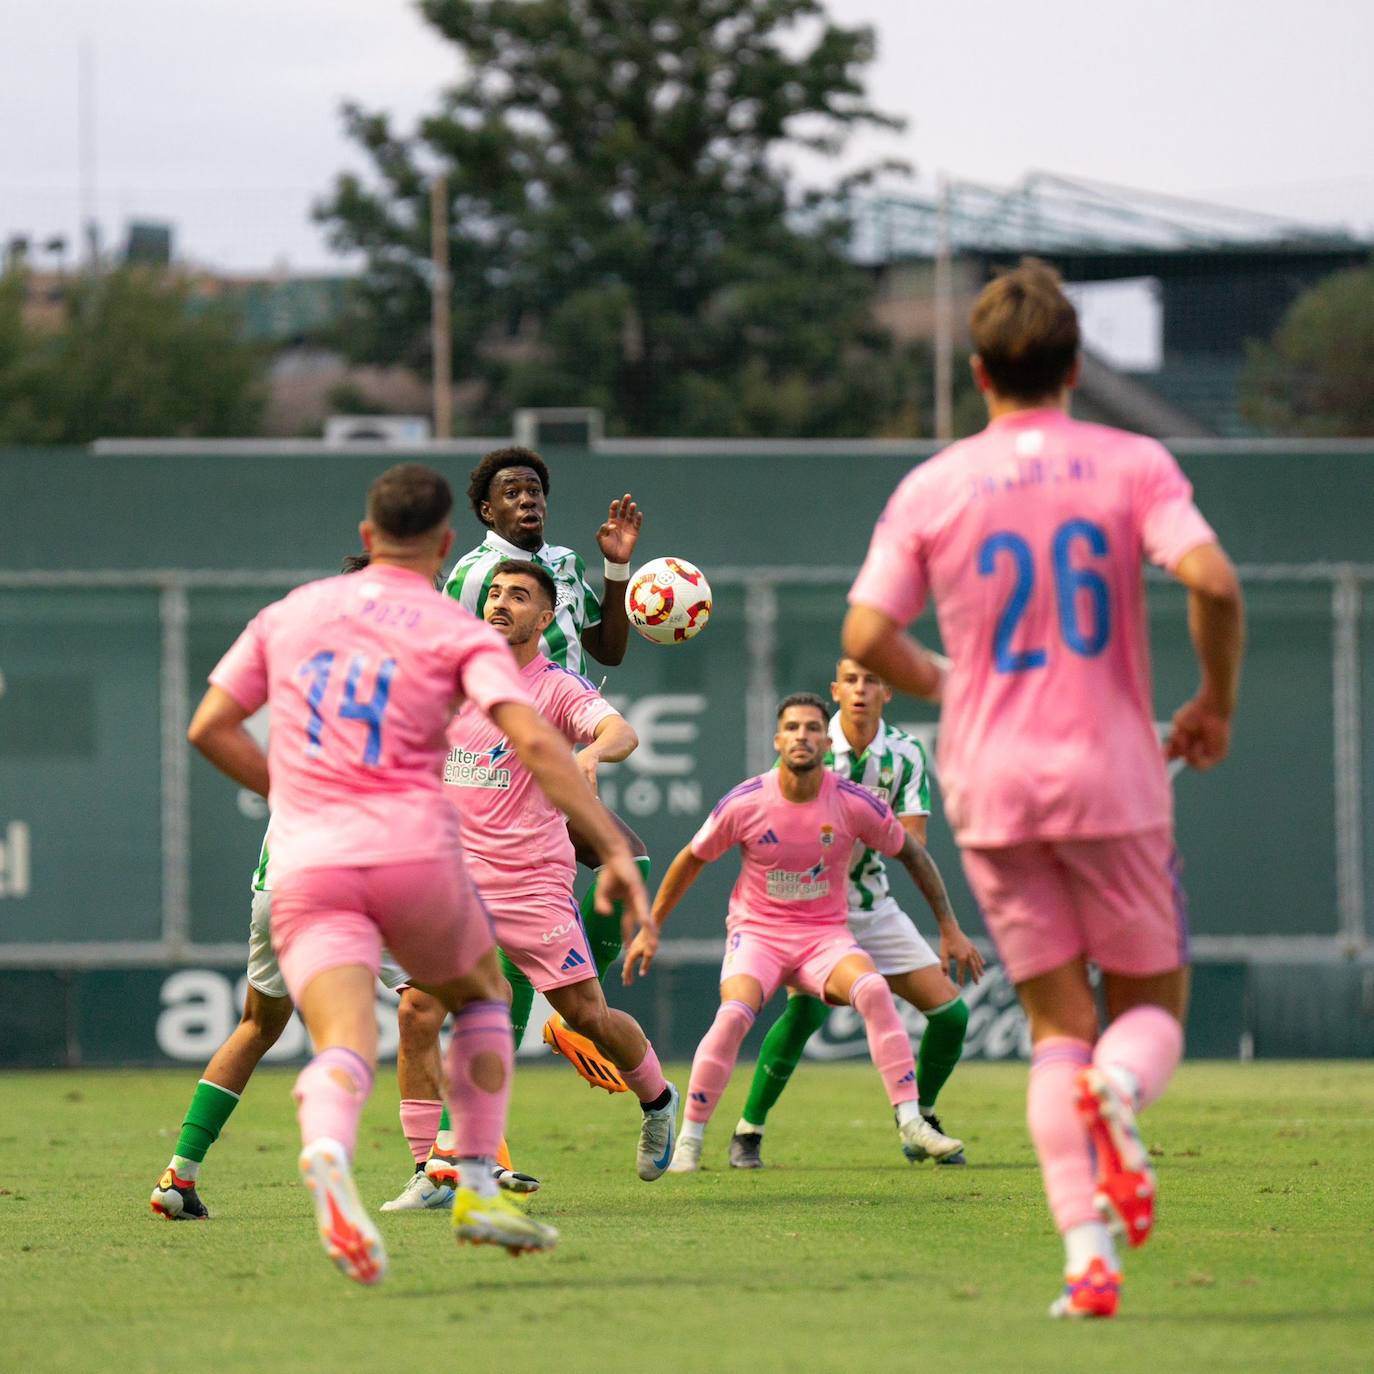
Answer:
[
  {"left": 244, "top": 990, "right": 294, "bottom": 1043},
  {"left": 397, "top": 990, "right": 446, "bottom": 1043}
]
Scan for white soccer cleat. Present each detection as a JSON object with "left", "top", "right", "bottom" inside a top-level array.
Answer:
[
  {"left": 451, "top": 1187, "right": 558, "bottom": 1255},
  {"left": 636, "top": 1082, "right": 680, "bottom": 1181},
  {"left": 666, "top": 1132, "right": 703, "bottom": 1174},
  {"left": 898, "top": 1112, "right": 964, "bottom": 1163},
  {"left": 380, "top": 1169, "right": 455, "bottom": 1212},
  {"left": 299, "top": 1138, "right": 387, "bottom": 1286}
]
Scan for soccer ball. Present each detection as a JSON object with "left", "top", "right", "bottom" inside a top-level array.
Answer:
[{"left": 625, "top": 557, "right": 712, "bottom": 645}]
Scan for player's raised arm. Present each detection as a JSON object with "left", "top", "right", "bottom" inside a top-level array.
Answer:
[
  {"left": 623, "top": 842, "right": 706, "bottom": 985},
  {"left": 1165, "top": 542, "right": 1245, "bottom": 771},
  {"left": 581, "top": 492, "right": 642, "bottom": 666},
  {"left": 576, "top": 712, "right": 638, "bottom": 798},
  {"left": 488, "top": 699, "right": 648, "bottom": 938}
]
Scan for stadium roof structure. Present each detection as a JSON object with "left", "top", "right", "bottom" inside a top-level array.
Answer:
[{"left": 851, "top": 171, "right": 1368, "bottom": 262}]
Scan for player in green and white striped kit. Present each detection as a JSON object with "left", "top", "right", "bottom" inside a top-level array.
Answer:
[
  {"left": 730, "top": 657, "right": 985, "bottom": 1170},
  {"left": 384, "top": 448, "right": 651, "bottom": 1204}
]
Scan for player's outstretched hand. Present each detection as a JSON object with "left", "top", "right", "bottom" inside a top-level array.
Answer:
[
  {"left": 941, "top": 928, "right": 985, "bottom": 985},
  {"left": 622, "top": 923, "right": 660, "bottom": 986},
  {"left": 1165, "top": 695, "right": 1232, "bottom": 771},
  {"left": 596, "top": 494, "right": 643, "bottom": 565}
]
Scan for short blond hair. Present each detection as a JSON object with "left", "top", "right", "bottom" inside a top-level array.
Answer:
[{"left": 970, "top": 258, "right": 1080, "bottom": 402}]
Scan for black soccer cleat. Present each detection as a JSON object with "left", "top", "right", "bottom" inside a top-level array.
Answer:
[
  {"left": 150, "top": 1168, "right": 210, "bottom": 1219},
  {"left": 729, "top": 1131, "right": 765, "bottom": 1170}
]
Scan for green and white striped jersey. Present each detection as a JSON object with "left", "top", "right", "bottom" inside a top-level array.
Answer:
[
  {"left": 251, "top": 825, "right": 270, "bottom": 893},
  {"left": 443, "top": 531, "right": 602, "bottom": 675},
  {"left": 825, "top": 715, "right": 931, "bottom": 912}
]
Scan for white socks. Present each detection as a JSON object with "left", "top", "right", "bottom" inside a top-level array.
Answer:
[
  {"left": 894, "top": 1100, "right": 924, "bottom": 1128},
  {"left": 1064, "top": 1221, "right": 1118, "bottom": 1275},
  {"left": 735, "top": 1118, "right": 763, "bottom": 1137}
]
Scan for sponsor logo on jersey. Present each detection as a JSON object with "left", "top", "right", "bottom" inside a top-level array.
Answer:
[
  {"left": 756, "top": 829, "right": 780, "bottom": 845},
  {"left": 444, "top": 740, "right": 512, "bottom": 789},
  {"left": 540, "top": 919, "right": 578, "bottom": 945},
  {"left": 765, "top": 863, "right": 830, "bottom": 902}
]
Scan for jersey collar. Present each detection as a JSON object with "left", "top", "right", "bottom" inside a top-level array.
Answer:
[
  {"left": 483, "top": 529, "right": 552, "bottom": 564},
  {"left": 828, "top": 712, "right": 886, "bottom": 763}
]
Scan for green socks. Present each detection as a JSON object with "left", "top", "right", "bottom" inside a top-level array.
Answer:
[
  {"left": 500, "top": 948, "right": 537, "bottom": 1046},
  {"left": 916, "top": 996, "right": 969, "bottom": 1112},
  {"left": 173, "top": 1079, "right": 241, "bottom": 1163},
  {"left": 740, "top": 994, "right": 831, "bottom": 1129},
  {"left": 579, "top": 856, "right": 652, "bottom": 979}
]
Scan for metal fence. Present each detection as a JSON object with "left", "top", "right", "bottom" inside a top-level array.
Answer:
[{"left": 0, "top": 562, "right": 1367, "bottom": 966}]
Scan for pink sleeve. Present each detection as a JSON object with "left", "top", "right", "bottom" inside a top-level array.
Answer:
[
  {"left": 847, "top": 472, "right": 930, "bottom": 626},
  {"left": 842, "top": 781, "right": 906, "bottom": 857},
  {"left": 208, "top": 612, "right": 270, "bottom": 714},
  {"left": 690, "top": 795, "right": 746, "bottom": 863},
  {"left": 546, "top": 671, "right": 619, "bottom": 744},
  {"left": 456, "top": 623, "right": 535, "bottom": 713},
  {"left": 1134, "top": 442, "right": 1217, "bottom": 572}
]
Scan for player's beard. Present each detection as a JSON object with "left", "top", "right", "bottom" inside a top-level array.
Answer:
[{"left": 783, "top": 752, "right": 821, "bottom": 775}]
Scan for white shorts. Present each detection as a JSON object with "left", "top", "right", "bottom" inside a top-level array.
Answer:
[
  {"left": 846, "top": 895, "right": 939, "bottom": 978},
  {"left": 246, "top": 887, "right": 410, "bottom": 999}
]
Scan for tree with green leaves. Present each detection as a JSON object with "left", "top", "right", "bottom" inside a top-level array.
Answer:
[
  {"left": 317, "top": 0, "right": 927, "bottom": 436},
  {"left": 1241, "top": 261, "right": 1374, "bottom": 437},
  {"left": 0, "top": 267, "right": 265, "bottom": 443}
]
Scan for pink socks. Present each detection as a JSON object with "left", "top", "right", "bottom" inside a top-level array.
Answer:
[
  {"left": 1094, "top": 1004, "right": 1184, "bottom": 1109},
  {"left": 850, "top": 972, "right": 918, "bottom": 1106},
  {"left": 399, "top": 1099, "right": 444, "bottom": 1164},
  {"left": 620, "top": 1041, "right": 669, "bottom": 1105},
  {"left": 1027, "top": 1036, "right": 1099, "bottom": 1233},
  {"left": 294, "top": 1046, "right": 374, "bottom": 1159},
  {"left": 446, "top": 999, "right": 514, "bottom": 1160},
  {"left": 685, "top": 1001, "right": 756, "bottom": 1123}
]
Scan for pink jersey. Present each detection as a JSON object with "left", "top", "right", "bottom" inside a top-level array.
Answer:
[
  {"left": 445, "top": 655, "right": 619, "bottom": 887},
  {"left": 691, "top": 769, "right": 905, "bottom": 928},
  {"left": 849, "top": 409, "right": 1216, "bottom": 846},
  {"left": 210, "top": 563, "right": 532, "bottom": 881}
]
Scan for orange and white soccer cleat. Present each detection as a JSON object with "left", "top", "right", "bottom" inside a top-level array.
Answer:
[
  {"left": 299, "top": 1138, "right": 387, "bottom": 1286},
  {"left": 426, "top": 1136, "right": 540, "bottom": 1194},
  {"left": 1048, "top": 1257, "right": 1122, "bottom": 1319},
  {"left": 1076, "top": 1067, "right": 1157, "bottom": 1248},
  {"left": 542, "top": 1015, "right": 628, "bottom": 1093}
]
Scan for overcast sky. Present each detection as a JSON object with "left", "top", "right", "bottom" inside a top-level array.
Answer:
[{"left": 4, "top": 0, "right": 1371, "bottom": 274}]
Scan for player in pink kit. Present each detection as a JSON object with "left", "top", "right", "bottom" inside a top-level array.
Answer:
[
  {"left": 186, "top": 464, "right": 648, "bottom": 1286},
  {"left": 627, "top": 693, "right": 978, "bottom": 1172},
  {"left": 395, "top": 560, "right": 679, "bottom": 1186},
  {"left": 843, "top": 261, "right": 1245, "bottom": 1318}
]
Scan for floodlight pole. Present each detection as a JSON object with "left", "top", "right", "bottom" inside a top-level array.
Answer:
[
  {"left": 933, "top": 173, "right": 954, "bottom": 443},
  {"left": 430, "top": 173, "right": 453, "bottom": 440}
]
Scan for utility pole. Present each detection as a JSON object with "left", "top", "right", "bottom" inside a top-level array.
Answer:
[
  {"left": 933, "top": 173, "right": 954, "bottom": 443},
  {"left": 430, "top": 172, "right": 453, "bottom": 440},
  {"left": 79, "top": 38, "right": 99, "bottom": 269}
]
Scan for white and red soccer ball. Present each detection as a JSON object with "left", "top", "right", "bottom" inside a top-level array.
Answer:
[{"left": 625, "top": 556, "right": 712, "bottom": 645}]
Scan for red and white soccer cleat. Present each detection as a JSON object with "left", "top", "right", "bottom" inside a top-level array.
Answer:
[
  {"left": 1076, "top": 1067, "right": 1157, "bottom": 1248},
  {"left": 299, "top": 1138, "right": 387, "bottom": 1286},
  {"left": 1049, "top": 1257, "right": 1122, "bottom": 1319}
]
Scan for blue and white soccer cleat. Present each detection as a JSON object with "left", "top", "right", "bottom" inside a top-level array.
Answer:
[
  {"left": 636, "top": 1081, "right": 680, "bottom": 1181},
  {"left": 380, "top": 1168, "right": 455, "bottom": 1212},
  {"left": 898, "top": 1111, "right": 964, "bottom": 1163}
]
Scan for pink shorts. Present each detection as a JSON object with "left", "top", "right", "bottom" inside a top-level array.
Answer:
[
  {"left": 960, "top": 826, "right": 1189, "bottom": 986},
  {"left": 480, "top": 876, "right": 597, "bottom": 993},
  {"left": 720, "top": 922, "right": 866, "bottom": 1004},
  {"left": 271, "top": 855, "right": 496, "bottom": 1004}
]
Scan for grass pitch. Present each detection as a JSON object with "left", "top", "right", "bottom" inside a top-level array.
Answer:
[{"left": 1, "top": 1061, "right": 1371, "bottom": 1373}]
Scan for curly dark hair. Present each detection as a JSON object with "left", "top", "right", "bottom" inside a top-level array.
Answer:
[{"left": 467, "top": 447, "right": 551, "bottom": 527}]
